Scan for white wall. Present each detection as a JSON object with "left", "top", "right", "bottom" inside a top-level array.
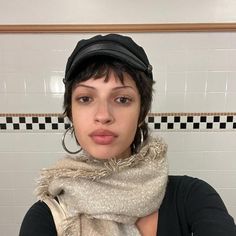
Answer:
[
  {"left": 0, "top": 0, "right": 236, "bottom": 23},
  {"left": 1, "top": 32, "right": 236, "bottom": 113},
  {"left": 0, "top": 1, "right": 236, "bottom": 235}
]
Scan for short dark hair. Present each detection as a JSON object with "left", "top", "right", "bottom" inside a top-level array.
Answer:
[{"left": 63, "top": 56, "right": 154, "bottom": 153}]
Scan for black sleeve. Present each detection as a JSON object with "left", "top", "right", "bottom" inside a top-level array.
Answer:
[
  {"left": 19, "top": 201, "right": 57, "bottom": 236},
  {"left": 184, "top": 177, "right": 236, "bottom": 236}
]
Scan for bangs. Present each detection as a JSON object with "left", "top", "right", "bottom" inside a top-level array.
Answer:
[{"left": 70, "top": 56, "right": 138, "bottom": 88}]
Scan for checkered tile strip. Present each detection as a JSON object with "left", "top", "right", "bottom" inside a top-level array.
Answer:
[
  {"left": 0, "top": 116, "right": 71, "bottom": 131},
  {"left": 0, "top": 114, "right": 236, "bottom": 131},
  {"left": 147, "top": 115, "right": 236, "bottom": 131}
]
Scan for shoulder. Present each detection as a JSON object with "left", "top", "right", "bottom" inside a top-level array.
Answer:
[
  {"left": 165, "top": 175, "right": 227, "bottom": 211},
  {"left": 162, "top": 175, "right": 236, "bottom": 235},
  {"left": 162, "top": 175, "right": 220, "bottom": 212},
  {"left": 19, "top": 201, "right": 56, "bottom": 236},
  {"left": 167, "top": 175, "right": 209, "bottom": 187},
  {"left": 166, "top": 175, "right": 215, "bottom": 195}
]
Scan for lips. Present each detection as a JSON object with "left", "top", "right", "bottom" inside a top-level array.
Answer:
[{"left": 89, "top": 129, "right": 118, "bottom": 145}]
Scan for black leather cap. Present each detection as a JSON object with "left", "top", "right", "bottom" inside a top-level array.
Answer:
[{"left": 64, "top": 34, "right": 153, "bottom": 83}]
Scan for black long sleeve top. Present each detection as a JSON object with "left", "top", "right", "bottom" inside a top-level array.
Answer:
[{"left": 19, "top": 175, "right": 236, "bottom": 236}]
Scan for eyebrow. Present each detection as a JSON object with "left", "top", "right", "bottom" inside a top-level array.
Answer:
[{"left": 75, "top": 84, "right": 136, "bottom": 91}]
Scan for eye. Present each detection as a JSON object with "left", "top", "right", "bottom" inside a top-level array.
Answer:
[
  {"left": 77, "top": 96, "right": 93, "bottom": 104},
  {"left": 115, "top": 96, "right": 132, "bottom": 104}
]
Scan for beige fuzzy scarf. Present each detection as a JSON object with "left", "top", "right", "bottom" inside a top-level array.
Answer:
[{"left": 35, "top": 136, "right": 168, "bottom": 236}]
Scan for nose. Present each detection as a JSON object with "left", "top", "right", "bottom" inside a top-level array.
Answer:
[{"left": 94, "top": 101, "right": 114, "bottom": 125}]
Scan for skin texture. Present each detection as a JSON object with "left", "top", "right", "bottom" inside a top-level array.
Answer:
[
  {"left": 136, "top": 212, "right": 158, "bottom": 236},
  {"left": 71, "top": 71, "right": 141, "bottom": 160}
]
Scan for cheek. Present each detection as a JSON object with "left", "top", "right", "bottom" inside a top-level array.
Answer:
[
  {"left": 122, "top": 108, "right": 140, "bottom": 135},
  {"left": 72, "top": 113, "right": 89, "bottom": 147},
  {"left": 71, "top": 107, "right": 86, "bottom": 132}
]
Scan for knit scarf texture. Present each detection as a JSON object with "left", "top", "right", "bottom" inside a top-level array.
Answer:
[{"left": 35, "top": 136, "right": 168, "bottom": 236}]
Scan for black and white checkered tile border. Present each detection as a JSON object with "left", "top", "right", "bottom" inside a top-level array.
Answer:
[
  {"left": 0, "top": 114, "right": 236, "bottom": 132},
  {"left": 147, "top": 114, "right": 236, "bottom": 131},
  {"left": 0, "top": 116, "right": 71, "bottom": 131}
]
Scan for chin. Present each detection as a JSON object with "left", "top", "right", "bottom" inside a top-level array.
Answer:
[
  {"left": 98, "top": 151, "right": 132, "bottom": 160},
  {"left": 90, "top": 150, "right": 118, "bottom": 160},
  {"left": 86, "top": 146, "right": 126, "bottom": 160}
]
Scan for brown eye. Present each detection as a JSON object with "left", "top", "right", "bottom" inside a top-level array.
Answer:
[
  {"left": 78, "top": 96, "right": 93, "bottom": 103},
  {"left": 115, "top": 96, "right": 132, "bottom": 104}
]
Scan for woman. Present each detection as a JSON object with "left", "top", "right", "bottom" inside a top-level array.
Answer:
[{"left": 20, "top": 34, "right": 236, "bottom": 236}]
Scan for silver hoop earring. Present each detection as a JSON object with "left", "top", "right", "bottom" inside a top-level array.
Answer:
[
  {"left": 139, "top": 127, "right": 144, "bottom": 145},
  {"left": 62, "top": 126, "right": 82, "bottom": 154}
]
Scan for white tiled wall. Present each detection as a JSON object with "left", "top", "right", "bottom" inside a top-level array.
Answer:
[
  {"left": 0, "top": 32, "right": 235, "bottom": 235},
  {"left": 0, "top": 33, "right": 236, "bottom": 113},
  {"left": 0, "top": 133, "right": 64, "bottom": 235},
  {"left": 1, "top": 1, "right": 236, "bottom": 234}
]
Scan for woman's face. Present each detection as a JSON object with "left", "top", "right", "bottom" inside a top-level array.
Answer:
[{"left": 71, "top": 71, "right": 141, "bottom": 160}]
